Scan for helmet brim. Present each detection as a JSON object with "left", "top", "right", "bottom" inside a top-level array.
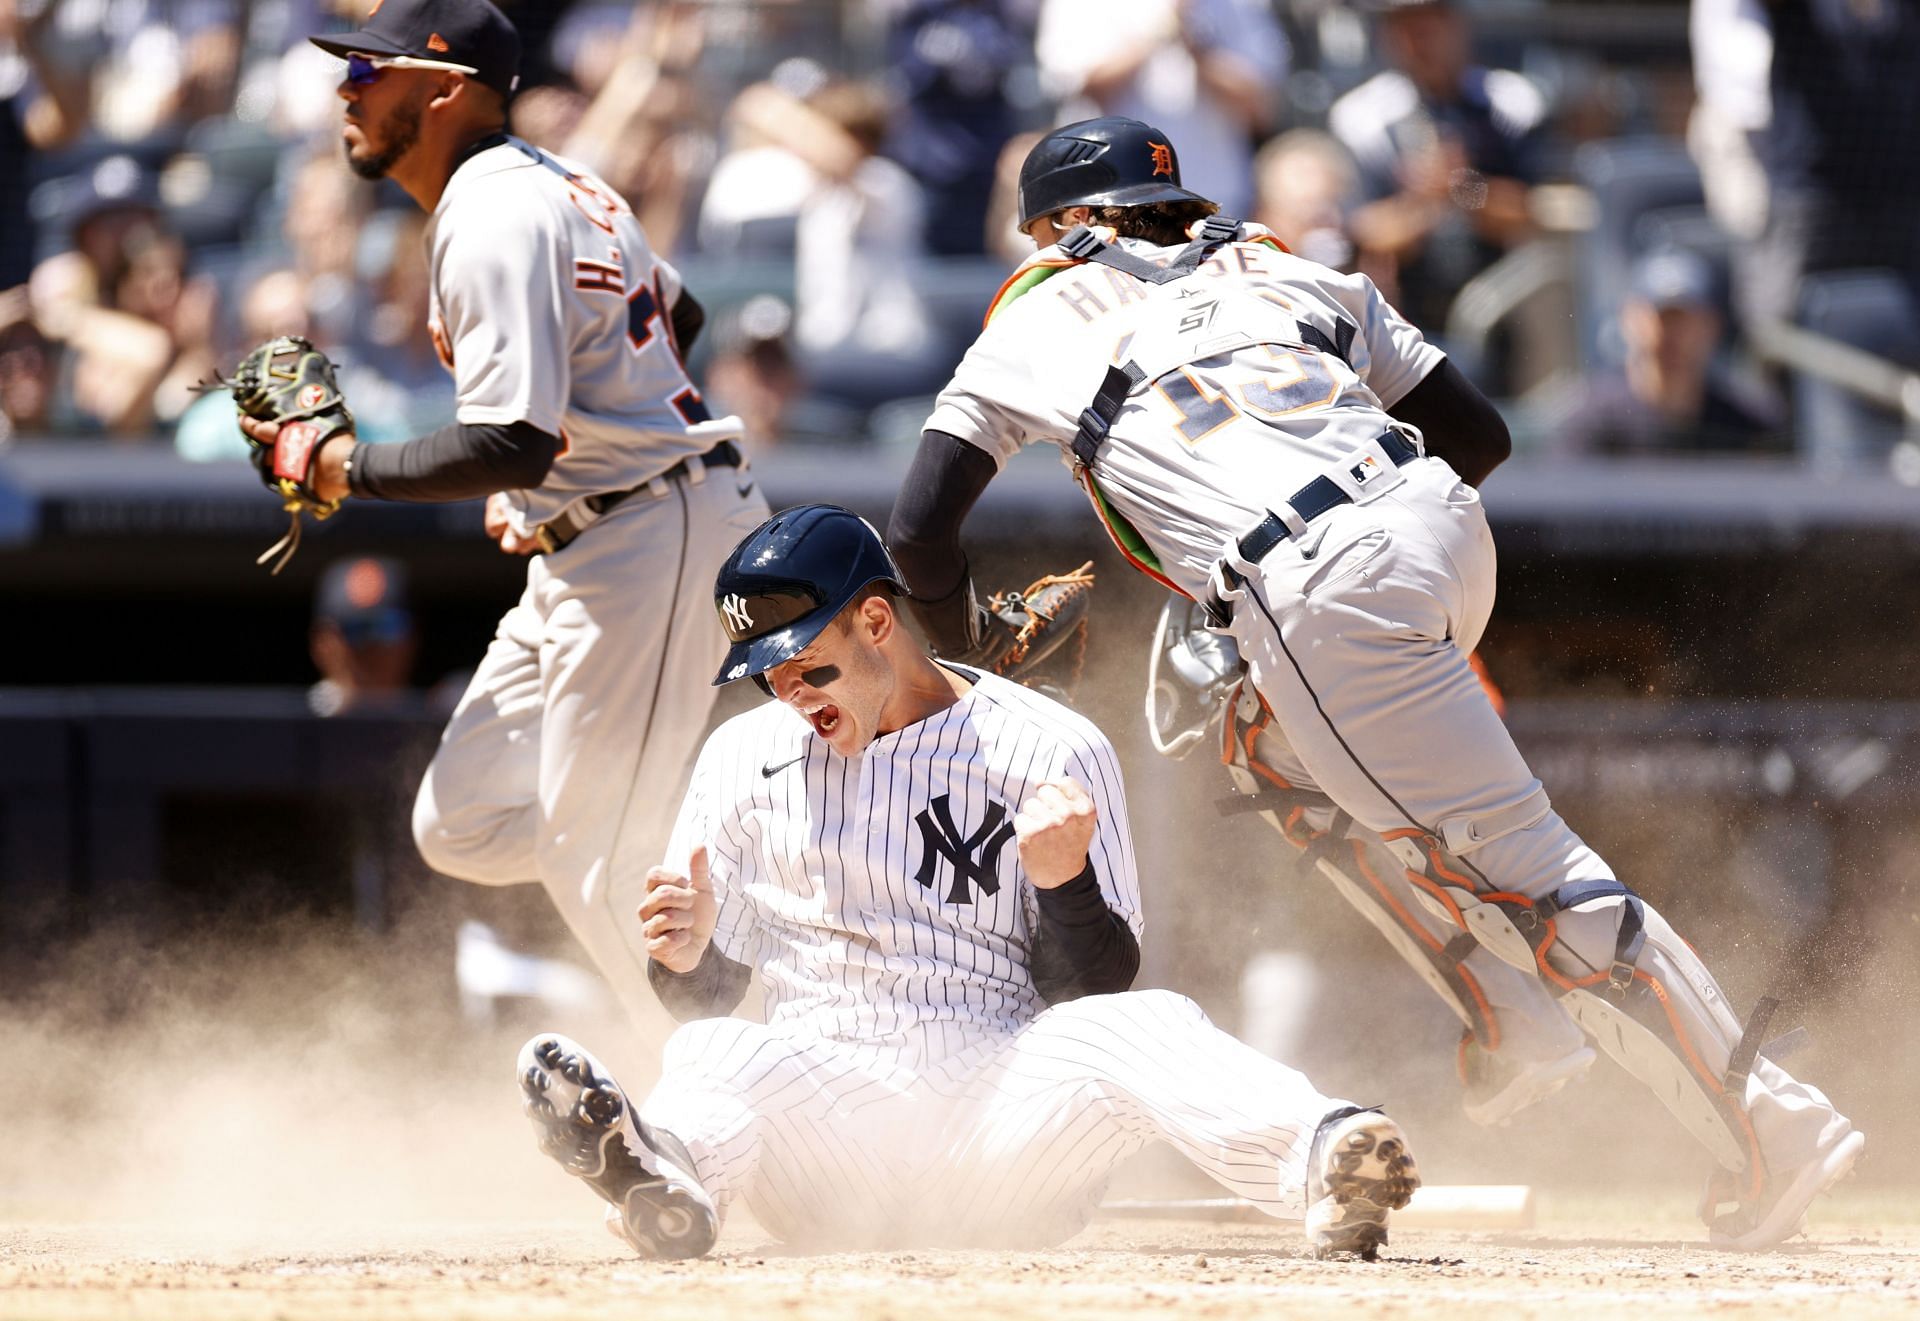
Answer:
[
  {"left": 1019, "top": 180, "right": 1211, "bottom": 230},
  {"left": 709, "top": 572, "right": 902, "bottom": 685},
  {"left": 711, "top": 612, "right": 832, "bottom": 686}
]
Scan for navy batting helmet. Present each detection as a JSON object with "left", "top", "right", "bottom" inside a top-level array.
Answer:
[
  {"left": 712, "top": 504, "right": 905, "bottom": 687},
  {"left": 1017, "top": 116, "right": 1211, "bottom": 229}
]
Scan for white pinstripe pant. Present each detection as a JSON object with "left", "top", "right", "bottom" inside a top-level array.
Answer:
[{"left": 638, "top": 990, "right": 1344, "bottom": 1249}]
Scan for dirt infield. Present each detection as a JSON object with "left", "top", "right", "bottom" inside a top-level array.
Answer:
[
  {"left": 6, "top": 912, "right": 1916, "bottom": 1321},
  {"left": 4, "top": 1208, "right": 1918, "bottom": 1321}
]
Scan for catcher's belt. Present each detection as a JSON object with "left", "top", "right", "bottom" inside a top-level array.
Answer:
[
  {"left": 1201, "top": 427, "right": 1421, "bottom": 628},
  {"left": 534, "top": 441, "right": 743, "bottom": 553}
]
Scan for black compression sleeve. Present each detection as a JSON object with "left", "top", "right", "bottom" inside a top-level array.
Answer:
[
  {"left": 647, "top": 945, "right": 753, "bottom": 1021},
  {"left": 671, "top": 289, "right": 706, "bottom": 355},
  {"left": 347, "top": 419, "right": 561, "bottom": 502},
  {"left": 1387, "top": 357, "right": 1512, "bottom": 487},
  {"left": 886, "top": 429, "right": 999, "bottom": 654},
  {"left": 1029, "top": 858, "right": 1140, "bottom": 1004}
]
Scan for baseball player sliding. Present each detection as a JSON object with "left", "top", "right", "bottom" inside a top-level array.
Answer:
[
  {"left": 517, "top": 506, "right": 1419, "bottom": 1259},
  {"left": 883, "top": 116, "right": 1862, "bottom": 1250},
  {"left": 228, "top": 0, "right": 768, "bottom": 1031}
]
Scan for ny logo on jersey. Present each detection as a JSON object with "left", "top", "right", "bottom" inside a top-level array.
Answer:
[
  {"left": 721, "top": 594, "right": 754, "bottom": 633},
  {"left": 913, "top": 794, "right": 1016, "bottom": 903}
]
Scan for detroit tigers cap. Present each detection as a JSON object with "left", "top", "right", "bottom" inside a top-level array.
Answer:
[
  {"left": 311, "top": 0, "right": 521, "bottom": 99},
  {"left": 1018, "top": 116, "right": 1212, "bottom": 229},
  {"left": 711, "top": 504, "right": 905, "bottom": 686}
]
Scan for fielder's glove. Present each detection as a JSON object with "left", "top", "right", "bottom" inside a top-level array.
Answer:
[
  {"left": 960, "top": 561, "right": 1096, "bottom": 688},
  {"left": 200, "top": 335, "right": 355, "bottom": 574}
]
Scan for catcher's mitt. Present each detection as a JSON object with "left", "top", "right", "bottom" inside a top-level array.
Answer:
[
  {"left": 965, "top": 561, "right": 1095, "bottom": 688},
  {"left": 200, "top": 335, "right": 355, "bottom": 574}
]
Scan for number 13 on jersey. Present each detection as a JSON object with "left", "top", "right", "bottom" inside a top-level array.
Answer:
[{"left": 1154, "top": 344, "right": 1340, "bottom": 446}]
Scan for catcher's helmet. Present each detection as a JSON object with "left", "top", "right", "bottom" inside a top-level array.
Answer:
[
  {"left": 712, "top": 504, "right": 905, "bottom": 686},
  {"left": 1017, "top": 116, "right": 1211, "bottom": 229}
]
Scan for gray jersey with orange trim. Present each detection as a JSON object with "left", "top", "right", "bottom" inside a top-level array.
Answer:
[
  {"left": 426, "top": 136, "right": 739, "bottom": 530},
  {"left": 924, "top": 233, "right": 1443, "bottom": 599},
  {"left": 412, "top": 132, "right": 772, "bottom": 1043}
]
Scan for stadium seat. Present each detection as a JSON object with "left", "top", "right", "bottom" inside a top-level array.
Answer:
[
  {"left": 1572, "top": 137, "right": 1711, "bottom": 370},
  {"left": 1792, "top": 269, "right": 1920, "bottom": 473}
]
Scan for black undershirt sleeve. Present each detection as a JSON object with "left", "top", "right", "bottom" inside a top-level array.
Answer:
[
  {"left": 647, "top": 944, "right": 753, "bottom": 1022},
  {"left": 671, "top": 289, "right": 705, "bottom": 356},
  {"left": 1029, "top": 858, "right": 1140, "bottom": 1004},
  {"left": 347, "top": 419, "right": 561, "bottom": 503},
  {"left": 1386, "top": 357, "right": 1512, "bottom": 487},
  {"left": 885, "top": 428, "right": 1000, "bottom": 654}
]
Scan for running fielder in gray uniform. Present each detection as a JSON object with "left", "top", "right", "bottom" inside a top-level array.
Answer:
[
  {"left": 240, "top": 0, "right": 769, "bottom": 1030},
  {"left": 884, "top": 116, "right": 1862, "bottom": 1250},
  {"left": 516, "top": 505, "right": 1420, "bottom": 1259}
]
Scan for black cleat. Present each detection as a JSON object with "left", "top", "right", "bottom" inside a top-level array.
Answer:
[
  {"left": 1304, "top": 1105, "right": 1420, "bottom": 1261},
  {"left": 517, "top": 1033, "right": 718, "bottom": 1259}
]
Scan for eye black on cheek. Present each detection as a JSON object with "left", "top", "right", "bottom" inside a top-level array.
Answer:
[{"left": 799, "top": 664, "right": 841, "bottom": 688}]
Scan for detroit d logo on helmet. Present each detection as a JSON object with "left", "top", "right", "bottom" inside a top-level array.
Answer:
[
  {"left": 721, "top": 594, "right": 754, "bottom": 634},
  {"left": 1148, "top": 141, "right": 1174, "bottom": 179}
]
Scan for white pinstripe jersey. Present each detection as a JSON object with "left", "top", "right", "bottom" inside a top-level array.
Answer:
[
  {"left": 663, "top": 667, "right": 1143, "bottom": 1065},
  {"left": 426, "top": 136, "right": 737, "bottom": 528},
  {"left": 925, "top": 234, "right": 1446, "bottom": 600}
]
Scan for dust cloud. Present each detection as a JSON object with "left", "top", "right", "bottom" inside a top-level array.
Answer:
[{"left": 0, "top": 910, "right": 640, "bottom": 1244}]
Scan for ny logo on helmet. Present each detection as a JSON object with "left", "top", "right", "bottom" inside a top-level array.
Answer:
[
  {"left": 721, "top": 594, "right": 754, "bottom": 633},
  {"left": 1148, "top": 141, "right": 1174, "bottom": 179}
]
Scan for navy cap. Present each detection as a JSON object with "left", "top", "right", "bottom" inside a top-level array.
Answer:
[
  {"left": 312, "top": 0, "right": 520, "bottom": 98},
  {"left": 711, "top": 505, "right": 904, "bottom": 686},
  {"left": 1630, "top": 248, "right": 1717, "bottom": 309},
  {"left": 29, "top": 154, "right": 162, "bottom": 243},
  {"left": 315, "top": 556, "right": 414, "bottom": 644}
]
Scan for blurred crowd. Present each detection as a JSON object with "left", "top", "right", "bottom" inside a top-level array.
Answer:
[{"left": 2, "top": 0, "right": 1919, "bottom": 474}]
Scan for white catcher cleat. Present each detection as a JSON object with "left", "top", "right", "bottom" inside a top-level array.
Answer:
[
  {"left": 517, "top": 1033, "right": 719, "bottom": 1260},
  {"left": 1459, "top": 1034, "right": 1598, "bottom": 1128},
  {"left": 1705, "top": 1126, "right": 1865, "bottom": 1251},
  {"left": 1304, "top": 1106, "right": 1421, "bottom": 1261}
]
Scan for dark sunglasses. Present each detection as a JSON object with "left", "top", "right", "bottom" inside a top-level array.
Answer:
[{"left": 345, "top": 50, "right": 479, "bottom": 86}]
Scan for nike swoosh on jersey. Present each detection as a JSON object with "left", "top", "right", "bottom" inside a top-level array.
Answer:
[{"left": 761, "top": 752, "right": 805, "bottom": 777}]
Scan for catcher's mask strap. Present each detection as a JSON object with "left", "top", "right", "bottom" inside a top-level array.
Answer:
[{"left": 1056, "top": 219, "right": 1241, "bottom": 287}]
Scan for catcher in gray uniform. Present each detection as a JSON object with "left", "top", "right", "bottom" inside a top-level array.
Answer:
[{"left": 885, "top": 114, "right": 1862, "bottom": 1250}]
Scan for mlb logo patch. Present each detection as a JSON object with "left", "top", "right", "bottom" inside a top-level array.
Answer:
[{"left": 1349, "top": 454, "right": 1381, "bottom": 484}]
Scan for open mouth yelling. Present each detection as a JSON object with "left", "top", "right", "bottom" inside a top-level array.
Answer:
[{"left": 797, "top": 701, "right": 841, "bottom": 739}]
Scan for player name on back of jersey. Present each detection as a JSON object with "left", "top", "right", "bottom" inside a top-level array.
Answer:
[{"left": 431, "top": 140, "right": 734, "bottom": 524}]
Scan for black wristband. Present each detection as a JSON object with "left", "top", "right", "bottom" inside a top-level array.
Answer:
[
  {"left": 648, "top": 944, "right": 751, "bottom": 1021},
  {"left": 1033, "top": 856, "right": 1107, "bottom": 922},
  {"left": 1030, "top": 856, "right": 1139, "bottom": 1003}
]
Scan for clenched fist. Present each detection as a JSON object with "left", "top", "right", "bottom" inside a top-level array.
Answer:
[
  {"left": 1013, "top": 778, "right": 1098, "bottom": 889},
  {"left": 639, "top": 843, "right": 717, "bottom": 972}
]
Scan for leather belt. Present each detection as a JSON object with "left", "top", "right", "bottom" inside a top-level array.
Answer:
[
  {"left": 534, "top": 441, "right": 743, "bottom": 554},
  {"left": 1203, "top": 429, "right": 1420, "bottom": 627}
]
